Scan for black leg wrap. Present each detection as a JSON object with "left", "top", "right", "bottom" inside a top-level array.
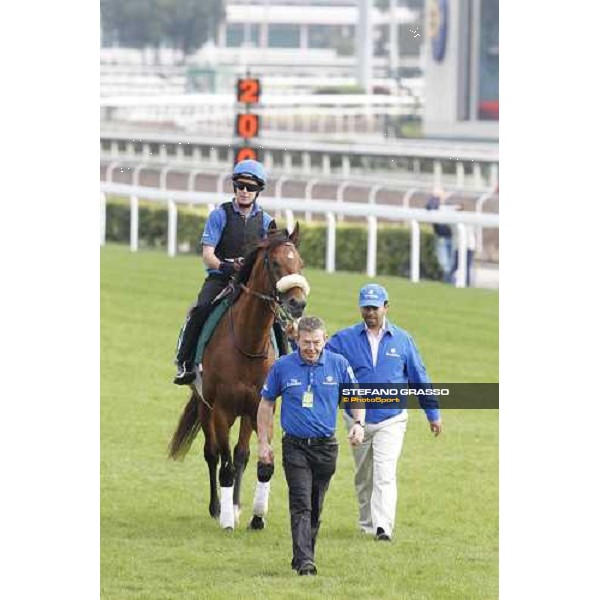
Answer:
[
  {"left": 219, "top": 460, "right": 236, "bottom": 487},
  {"left": 257, "top": 461, "right": 274, "bottom": 482}
]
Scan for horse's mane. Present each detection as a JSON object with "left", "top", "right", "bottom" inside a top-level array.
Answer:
[{"left": 235, "top": 229, "right": 292, "bottom": 286}]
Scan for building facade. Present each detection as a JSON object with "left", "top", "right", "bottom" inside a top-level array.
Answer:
[{"left": 423, "top": 0, "right": 498, "bottom": 140}]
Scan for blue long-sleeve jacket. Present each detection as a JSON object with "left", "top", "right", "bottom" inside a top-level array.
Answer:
[{"left": 327, "top": 321, "right": 440, "bottom": 424}]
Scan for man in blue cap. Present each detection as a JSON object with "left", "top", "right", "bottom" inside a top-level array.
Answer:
[
  {"left": 173, "top": 160, "right": 273, "bottom": 384},
  {"left": 327, "top": 283, "right": 442, "bottom": 541}
]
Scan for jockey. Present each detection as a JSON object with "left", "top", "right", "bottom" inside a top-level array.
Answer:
[{"left": 174, "top": 160, "right": 274, "bottom": 385}]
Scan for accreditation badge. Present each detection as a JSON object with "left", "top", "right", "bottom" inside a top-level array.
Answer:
[{"left": 302, "top": 390, "right": 314, "bottom": 408}]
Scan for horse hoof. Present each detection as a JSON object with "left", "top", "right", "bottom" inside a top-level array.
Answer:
[
  {"left": 249, "top": 515, "right": 265, "bottom": 530},
  {"left": 209, "top": 503, "right": 221, "bottom": 519}
]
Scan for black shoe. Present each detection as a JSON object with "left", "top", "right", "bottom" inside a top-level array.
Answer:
[
  {"left": 297, "top": 561, "right": 317, "bottom": 576},
  {"left": 375, "top": 527, "right": 391, "bottom": 541},
  {"left": 173, "top": 363, "right": 196, "bottom": 385}
]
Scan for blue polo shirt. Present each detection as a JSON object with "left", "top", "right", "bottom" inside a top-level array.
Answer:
[
  {"left": 261, "top": 348, "right": 358, "bottom": 438},
  {"left": 201, "top": 200, "right": 273, "bottom": 275},
  {"left": 327, "top": 321, "right": 440, "bottom": 424}
]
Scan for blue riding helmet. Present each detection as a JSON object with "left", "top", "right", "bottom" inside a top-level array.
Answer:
[{"left": 232, "top": 159, "right": 267, "bottom": 189}]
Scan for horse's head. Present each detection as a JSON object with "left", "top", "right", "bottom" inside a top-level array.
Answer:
[{"left": 238, "top": 221, "right": 309, "bottom": 320}]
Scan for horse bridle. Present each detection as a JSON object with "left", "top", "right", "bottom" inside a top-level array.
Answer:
[{"left": 232, "top": 241, "right": 299, "bottom": 358}]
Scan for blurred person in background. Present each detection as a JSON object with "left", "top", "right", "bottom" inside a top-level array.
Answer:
[
  {"left": 425, "top": 187, "right": 456, "bottom": 283},
  {"left": 451, "top": 204, "right": 476, "bottom": 287}
]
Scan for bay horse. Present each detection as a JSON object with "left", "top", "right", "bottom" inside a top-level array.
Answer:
[{"left": 168, "top": 222, "right": 309, "bottom": 530}]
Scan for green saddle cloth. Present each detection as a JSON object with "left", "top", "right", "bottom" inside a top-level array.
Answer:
[{"left": 193, "top": 298, "right": 279, "bottom": 365}]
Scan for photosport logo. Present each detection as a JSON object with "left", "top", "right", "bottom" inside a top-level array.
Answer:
[{"left": 338, "top": 383, "right": 499, "bottom": 410}]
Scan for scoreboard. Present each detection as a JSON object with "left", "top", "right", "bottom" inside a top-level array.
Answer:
[{"left": 235, "top": 77, "right": 261, "bottom": 164}]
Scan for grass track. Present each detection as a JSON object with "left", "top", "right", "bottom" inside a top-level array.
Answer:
[{"left": 101, "top": 244, "right": 498, "bottom": 600}]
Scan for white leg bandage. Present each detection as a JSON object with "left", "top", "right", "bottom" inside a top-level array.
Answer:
[
  {"left": 219, "top": 486, "right": 235, "bottom": 529},
  {"left": 252, "top": 481, "right": 271, "bottom": 517}
]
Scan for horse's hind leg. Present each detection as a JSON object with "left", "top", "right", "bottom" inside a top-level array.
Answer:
[
  {"left": 201, "top": 404, "right": 220, "bottom": 519},
  {"left": 232, "top": 416, "right": 253, "bottom": 524}
]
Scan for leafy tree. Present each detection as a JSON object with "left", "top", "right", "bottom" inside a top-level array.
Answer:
[{"left": 101, "top": 0, "right": 224, "bottom": 56}]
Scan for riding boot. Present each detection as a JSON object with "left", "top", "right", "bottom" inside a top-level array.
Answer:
[{"left": 173, "top": 276, "right": 230, "bottom": 385}]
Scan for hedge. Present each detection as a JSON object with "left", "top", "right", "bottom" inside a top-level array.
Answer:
[{"left": 105, "top": 198, "right": 442, "bottom": 280}]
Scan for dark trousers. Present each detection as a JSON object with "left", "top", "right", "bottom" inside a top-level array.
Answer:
[
  {"left": 175, "top": 274, "right": 229, "bottom": 366},
  {"left": 282, "top": 436, "right": 338, "bottom": 569}
]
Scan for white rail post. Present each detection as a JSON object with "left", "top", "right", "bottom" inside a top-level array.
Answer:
[
  {"left": 275, "top": 176, "right": 288, "bottom": 223},
  {"left": 402, "top": 187, "right": 418, "bottom": 208},
  {"left": 410, "top": 220, "right": 420, "bottom": 283},
  {"left": 285, "top": 210, "right": 295, "bottom": 233},
  {"left": 106, "top": 161, "right": 120, "bottom": 183},
  {"left": 366, "top": 215, "right": 377, "bottom": 277},
  {"left": 455, "top": 223, "right": 467, "bottom": 288},
  {"left": 336, "top": 181, "right": 351, "bottom": 223},
  {"left": 160, "top": 165, "right": 171, "bottom": 190},
  {"left": 326, "top": 211, "right": 336, "bottom": 273},
  {"left": 100, "top": 193, "right": 106, "bottom": 246},
  {"left": 217, "top": 172, "right": 229, "bottom": 194},
  {"left": 368, "top": 184, "right": 384, "bottom": 205},
  {"left": 305, "top": 178, "right": 319, "bottom": 223},
  {"left": 187, "top": 169, "right": 200, "bottom": 192},
  {"left": 133, "top": 164, "right": 145, "bottom": 187},
  {"left": 475, "top": 192, "right": 493, "bottom": 253},
  {"left": 168, "top": 198, "right": 177, "bottom": 257},
  {"left": 130, "top": 195, "right": 139, "bottom": 252}
]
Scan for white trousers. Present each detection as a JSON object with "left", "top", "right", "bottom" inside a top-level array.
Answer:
[{"left": 344, "top": 412, "right": 407, "bottom": 536}]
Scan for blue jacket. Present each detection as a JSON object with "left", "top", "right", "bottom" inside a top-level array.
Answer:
[
  {"left": 261, "top": 348, "right": 357, "bottom": 438},
  {"left": 327, "top": 321, "right": 440, "bottom": 424}
]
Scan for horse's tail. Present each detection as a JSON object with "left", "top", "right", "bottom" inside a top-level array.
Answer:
[{"left": 168, "top": 393, "right": 202, "bottom": 460}]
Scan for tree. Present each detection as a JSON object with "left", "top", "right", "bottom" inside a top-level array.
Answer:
[{"left": 100, "top": 0, "right": 224, "bottom": 56}]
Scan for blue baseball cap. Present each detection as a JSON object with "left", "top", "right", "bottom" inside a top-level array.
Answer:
[{"left": 358, "top": 284, "right": 389, "bottom": 308}]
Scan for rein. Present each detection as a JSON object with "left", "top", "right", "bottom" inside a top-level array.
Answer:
[{"left": 229, "top": 242, "right": 297, "bottom": 359}]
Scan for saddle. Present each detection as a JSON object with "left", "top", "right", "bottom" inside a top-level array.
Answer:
[{"left": 193, "top": 283, "right": 286, "bottom": 365}]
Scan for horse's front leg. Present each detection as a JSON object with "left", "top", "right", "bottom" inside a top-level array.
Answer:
[
  {"left": 249, "top": 397, "right": 274, "bottom": 530},
  {"left": 249, "top": 460, "right": 274, "bottom": 530},
  {"left": 233, "top": 416, "right": 252, "bottom": 525}
]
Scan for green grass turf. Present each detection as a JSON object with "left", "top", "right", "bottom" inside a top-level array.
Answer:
[{"left": 101, "top": 244, "right": 498, "bottom": 600}]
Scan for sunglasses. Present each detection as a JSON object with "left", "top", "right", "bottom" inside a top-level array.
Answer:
[{"left": 233, "top": 181, "right": 261, "bottom": 193}]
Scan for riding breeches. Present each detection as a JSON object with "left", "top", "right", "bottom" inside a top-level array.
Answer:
[{"left": 175, "top": 275, "right": 230, "bottom": 365}]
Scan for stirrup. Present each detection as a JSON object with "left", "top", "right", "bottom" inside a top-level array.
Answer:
[{"left": 191, "top": 364, "right": 203, "bottom": 395}]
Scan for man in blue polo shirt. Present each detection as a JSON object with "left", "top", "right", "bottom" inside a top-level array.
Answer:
[
  {"left": 173, "top": 160, "right": 273, "bottom": 384},
  {"left": 327, "top": 283, "right": 442, "bottom": 542},
  {"left": 257, "top": 316, "right": 365, "bottom": 576}
]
